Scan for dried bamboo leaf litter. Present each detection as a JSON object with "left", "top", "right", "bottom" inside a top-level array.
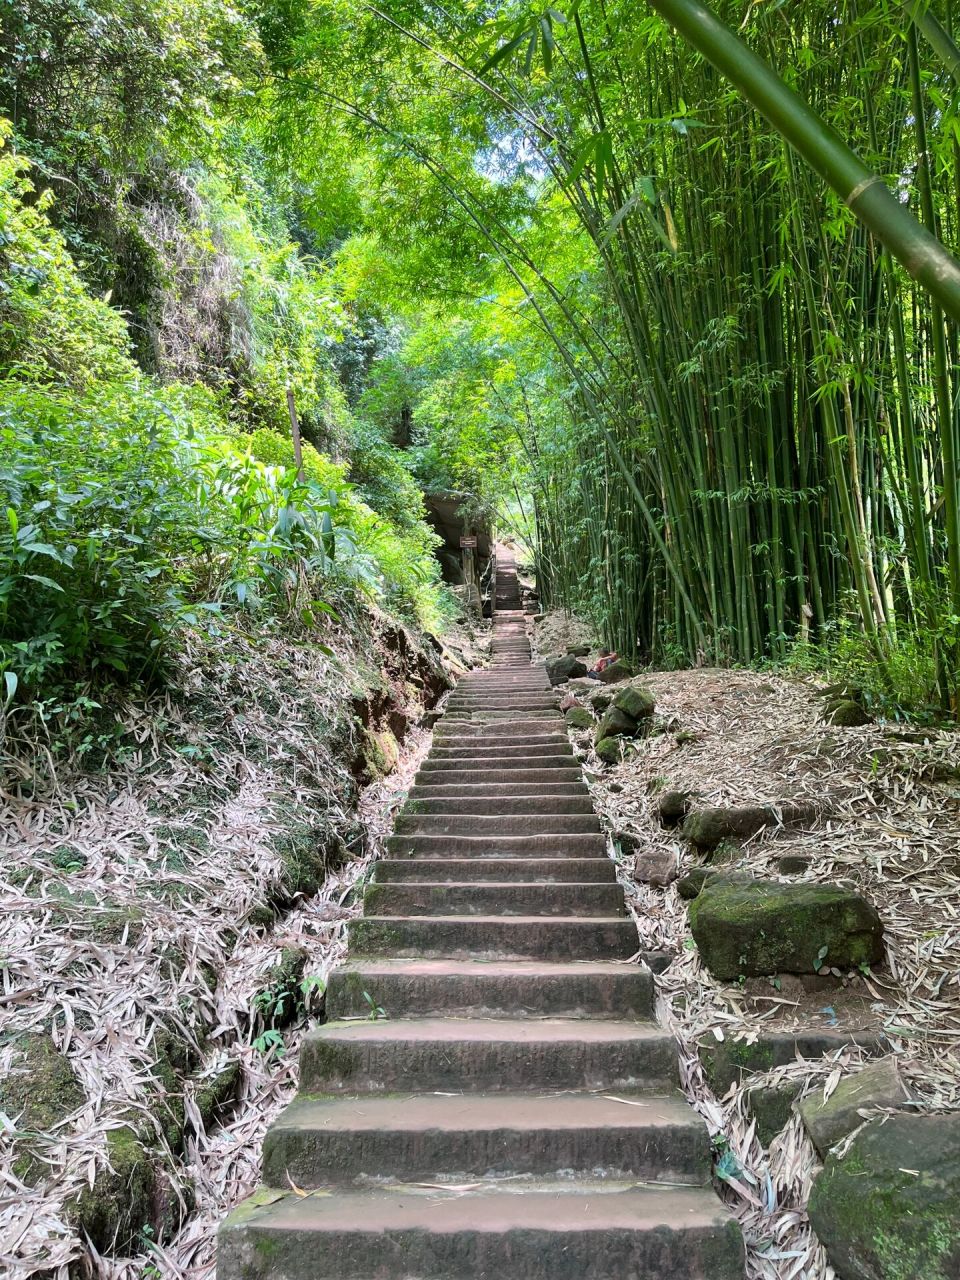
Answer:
[
  {"left": 0, "top": 614, "right": 439, "bottom": 1280},
  {"left": 576, "top": 665, "right": 959, "bottom": 1280}
]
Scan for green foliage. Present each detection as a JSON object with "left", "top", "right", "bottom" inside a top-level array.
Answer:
[
  {"left": 782, "top": 610, "right": 947, "bottom": 721},
  {"left": 0, "top": 140, "right": 450, "bottom": 733},
  {"left": 0, "top": 128, "right": 133, "bottom": 385},
  {"left": 0, "top": 378, "right": 340, "bottom": 697}
]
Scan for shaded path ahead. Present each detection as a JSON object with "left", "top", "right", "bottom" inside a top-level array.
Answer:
[{"left": 220, "top": 548, "right": 744, "bottom": 1278}]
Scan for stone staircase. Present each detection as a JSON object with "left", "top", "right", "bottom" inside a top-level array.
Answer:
[{"left": 218, "top": 549, "right": 744, "bottom": 1279}]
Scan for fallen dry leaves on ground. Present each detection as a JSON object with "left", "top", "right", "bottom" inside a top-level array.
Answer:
[
  {"left": 0, "top": 616, "right": 436, "bottom": 1280},
  {"left": 572, "top": 665, "right": 960, "bottom": 1279}
]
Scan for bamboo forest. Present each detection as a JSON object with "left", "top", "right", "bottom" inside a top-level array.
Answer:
[{"left": 3, "top": 3, "right": 960, "bottom": 1279}]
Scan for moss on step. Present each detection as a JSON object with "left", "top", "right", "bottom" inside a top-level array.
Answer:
[
  {"left": 0, "top": 1032, "right": 84, "bottom": 1184},
  {"left": 67, "top": 1125, "right": 189, "bottom": 1254}
]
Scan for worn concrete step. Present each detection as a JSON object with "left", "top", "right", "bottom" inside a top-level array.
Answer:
[
  {"left": 373, "top": 857, "right": 617, "bottom": 883},
  {"left": 414, "top": 768, "right": 584, "bottom": 788},
  {"left": 417, "top": 755, "right": 579, "bottom": 773},
  {"left": 401, "top": 796, "right": 595, "bottom": 816},
  {"left": 363, "top": 881, "right": 625, "bottom": 918},
  {"left": 299, "top": 1019, "right": 677, "bottom": 1093},
  {"left": 263, "top": 1093, "right": 709, "bottom": 1187},
  {"left": 441, "top": 713, "right": 563, "bottom": 725},
  {"left": 349, "top": 914, "right": 637, "bottom": 960},
  {"left": 457, "top": 676, "right": 547, "bottom": 686},
  {"left": 432, "top": 730, "right": 568, "bottom": 746},
  {"left": 219, "top": 1184, "right": 744, "bottom": 1280},
  {"left": 428, "top": 743, "right": 574, "bottom": 760},
  {"left": 443, "top": 707, "right": 559, "bottom": 718},
  {"left": 450, "top": 699, "right": 551, "bottom": 706},
  {"left": 386, "top": 833, "right": 605, "bottom": 858},
  {"left": 448, "top": 691, "right": 553, "bottom": 700},
  {"left": 327, "top": 958, "right": 651, "bottom": 1018},
  {"left": 393, "top": 815, "right": 601, "bottom": 838},
  {"left": 409, "top": 782, "right": 591, "bottom": 799},
  {"left": 453, "top": 690, "right": 548, "bottom": 699}
]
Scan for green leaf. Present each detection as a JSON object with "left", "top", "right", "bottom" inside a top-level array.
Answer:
[
  {"left": 2, "top": 671, "right": 18, "bottom": 706},
  {"left": 478, "top": 30, "right": 528, "bottom": 77}
]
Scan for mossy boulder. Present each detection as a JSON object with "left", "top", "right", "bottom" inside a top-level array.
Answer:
[
  {"left": 0, "top": 1033, "right": 84, "bottom": 1183},
  {"left": 565, "top": 706, "right": 594, "bottom": 730},
  {"left": 658, "top": 789, "right": 693, "bottom": 828},
  {"left": 360, "top": 727, "right": 400, "bottom": 781},
  {"left": 688, "top": 878, "right": 884, "bottom": 979},
  {"left": 546, "top": 654, "right": 588, "bottom": 685},
  {"left": 596, "top": 658, "right": 637, "bottom": 685},
  {"left": 597, "top": 706, "right": 637, "bottom": 740},
  {"left": 586, "top": 686, "right": 613, "bottom": 714},
  {"left": 683, "top": 801, "right": 818, "bottom": 853},
  {"left": 677, "top": 866, "right": 717, "bottom": 900},
  {"left": 798, "top": 1057, "right": 909, "bottom": 1158},
  {"left": 698, "top": 1030, "right": 884, "bottom": 1095},
  {"left": 825, "top": 699, "right": 872, "bottom": 727},
  {"left": 595, "top": 736, "right": 629, "bottom": 766},
  {"left": 745, "top": 1081, "right": 803, "bottom": 1146},
  {"left": 195, "top": 1061, "right": 241, "bottom": 1130},
  {"left": 150, "top": 1027, "right": 197, "bottom": 1150},
  {"left": 68, "top": 1126, "right": 186, "bottom": 1253},
  {"left": 808, "top": 1113, "right": 960, "bottom": 1280},
  {"left": 612, "top": 685, "right": 655, "bottom": 721}
]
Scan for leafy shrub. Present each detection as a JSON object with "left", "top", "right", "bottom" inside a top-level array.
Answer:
[
  {"left": 0, "top": 380, "right": 350, "bottom": 701},
  {"left": 0, "top": 127, "right": 134, "bottom": 385},
  {"left": 0, "top": 121, "right": 451, "bottom": 744},
  {"left": 245, "top": 426, "right": 448, "bottom": 628}
]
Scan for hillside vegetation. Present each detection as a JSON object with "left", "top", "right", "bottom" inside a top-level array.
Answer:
[{"left": 3, "top": 0, "right": 960, "bottom": 1275}]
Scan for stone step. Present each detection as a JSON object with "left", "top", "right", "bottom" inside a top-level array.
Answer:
[
  {"left": 349, "top": 914, "right": 637, "bottom": 960},
  {"left": 417, "top": 755, "right": 579, "bottom": 772},
  {"left": 453, "top": 689, "right": 549, "bottom": 698},
  {"left": 393, "top": 814, "right": 601, "bottom": 837},
  {"left": 428, "top": 743, "right": 574, "bottom": 760},
  {"left": 386, "top": 833, "right": 606, "bottom": 857},
  {"left": 414, "top": 768, "right": 584, "bottom": 787},
  {"left": 408, "top": 782, "right": 591, "bottom": 799},
  {"left": 299, "top": 1019, "right": 677, "bottom": 1093},
  {"left": 373, "top": 857, "right": 617, "bottom": 883},
  {"left": 363, "top": 881, "right": 625, "bottom": 918},
  {"left": 262, "top": 1093, "right": 709, "bottom": 1186},
  {"left": 448, "top": 701, "right": 560, "bottom": 711},
  {"left": 442, "top": 716, "right": 563, "bottom": 727},
  {"left": 432, "top": 730, "right": 568, "bottom": 746},
  {"left": 327, "top": 958, "right": 651, "bottom": 1018},
  {"left": 401, "top": 796, "right": 595, "bottom": 816},
  {"left": 219, "top": 1184, "right": 744, "bottom": 1280},
  {"left": 457, "top": 675, "right": 547, "bottom": 684}
]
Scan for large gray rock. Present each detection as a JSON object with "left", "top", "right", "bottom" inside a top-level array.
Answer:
[
  {"left": 597, "top": 706, "right": 637, "bottom": 740},
  {"left": 546, "top": 654, "right": 588, "bottom": 685},
  {"left": 612, "top": 685, "right": 655, "bottom": 720},
  {"left": 683, "top": 801, "right": 818, "bottom": 853},
  {"left": 808, "top": 1112, "right": 960, "bottom": 1280},
  {"left": 798, "top": 1056, "right": 909, "bottom": 1157},
  {"left": 688, "top": 878, "right": 884, "bottom": 979},
  {"left": 596, "top": 659, "right": 637, "bottom": 684},
  {"left": 698, "top": 1030, "right": 885, "bottom": 1095}
]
